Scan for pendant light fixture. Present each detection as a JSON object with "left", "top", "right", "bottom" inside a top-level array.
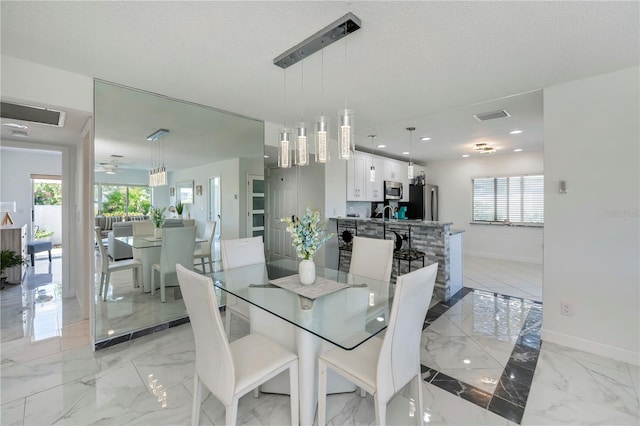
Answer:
[
  {"left": 368, "top": 135, "right": 377, "bottom": 182},
  {"left": 407, "top": 127, "right": 415, "bottom": 180},
  {"left": 296, "top": 58, "right": 309, "bottom": 166},
  {"left": 315, "top": 45, "right": 329, "bottom": 163},
  {"left": 148, "top": 128, "right": 169, "bottom": 187},
  {"left": 278, "top": 69, "right": 291, "bottom": 168},
  {"left": 338, "top": 25, "right": 354, "bottom": 160}
]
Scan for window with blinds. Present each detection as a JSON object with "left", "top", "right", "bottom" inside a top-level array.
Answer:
[{"left": 472, "top": 175, "right": 544, "bottom": 224}]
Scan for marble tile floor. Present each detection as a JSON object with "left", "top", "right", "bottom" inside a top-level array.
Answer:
[
  {"left": 464, "top": 255, "right": 542, "bottom": 302},
  {"left": 2, "top": 309, "right": 638, "bottom": 425}
]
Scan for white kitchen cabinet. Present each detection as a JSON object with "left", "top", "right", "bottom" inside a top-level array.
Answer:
[
  {"left": 383, "top": 159, "right": 402, "bottom": 181},
  {"left": 346, "top": 153, "right": 367, "bottom": 201},
  {"left": 366, "top": 156, "right": 385, "bottom": 201}
]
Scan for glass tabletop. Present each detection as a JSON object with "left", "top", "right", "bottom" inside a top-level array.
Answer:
[
  {"left": 116, "top": 235, "right": 206, "bottom": 249},
  {"left": 210, "top": 258, "right": 394, "bottom": 350}
]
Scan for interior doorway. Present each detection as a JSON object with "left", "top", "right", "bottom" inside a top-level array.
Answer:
[{"left": 31, "top": 175, "right": 63, "bottom": 249}]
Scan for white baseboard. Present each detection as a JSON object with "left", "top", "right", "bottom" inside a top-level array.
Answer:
[
  {"left": 465, "top": 250, "right": 543, "bottom": 264},
  {"left": 541, "top": 328, "right": 640, "bottom": 366}
]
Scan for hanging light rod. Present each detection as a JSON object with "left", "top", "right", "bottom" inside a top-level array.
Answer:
[
  {"left": 146, "top": 128, "right": 170, "bottom": 142},
  {"left": 273, "top": 13, "right": 361, "bottom": 69}
]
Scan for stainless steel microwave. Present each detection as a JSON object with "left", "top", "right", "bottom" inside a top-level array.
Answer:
[{"left": 384, "top": 181, "right": 403, "bottom": 200}]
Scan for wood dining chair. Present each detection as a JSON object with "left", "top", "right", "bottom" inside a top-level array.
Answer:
[
  {"left": 220, "top": 236, "right": 265, "bottom": 336},
  {"left": 152, "top": 226, "right": 196, "bottom": 302},
  {"left": 194, "top": 220, "right": 216, "bottom": 273},
  {"left": 349, "top": 236, "right": 395, "bottom": 282},
  {"left": 317, "top": 262, "right": 438, "bottom": 426},
  {"left": 94, "top": 227, "right": 142, "bottom": 301},
  {"left": 176, "top": 264, "right": 299, "bottom": 426}
]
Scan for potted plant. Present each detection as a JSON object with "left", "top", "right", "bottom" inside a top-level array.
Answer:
[
  {"left": 1, "top": 249, "right": 26, "bottom": 287},
  {"left": 281, "top": 207, "right": 333, "bottom": 285},
  {"left": 150, "top": 206, "right": 166, "bottom": 238},
  {"left": 34, "top": 228, "right": 54, "bottom": 241},
  {"left": 175, "top": 201, "right": 184, "bottom": 219}
]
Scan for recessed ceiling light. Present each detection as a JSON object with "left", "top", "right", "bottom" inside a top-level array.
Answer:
[
  {"left": 510, "top": 130, "right": 523, "bottom": 134},
  {"left": 513, "top": 148, "right": 523, "bottom": 152},
  {"left": 462, "top": 154, "right": 470, "bottom": 158},
  {"left": 3, "top": 122, "right": 28, "bottom": 130},
  {"left": 463, "top": 359, "right": 471, "bottom": 364},
  {"left": 420, "top": 137, "right": 431, "bottom": 141},
  {"left": 402, "top": 151, "right": 410, "bottom": 155},
  {"left": 264, "top": 155, "right": 270, "bottom": 158},
  {"left": 377, "top": 144, "right": 386, "bottom": 148}
]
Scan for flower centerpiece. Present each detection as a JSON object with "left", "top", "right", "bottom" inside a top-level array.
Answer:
[
  {"left": 150, "top": 206, "right": 166, "bottom": 238},
  {"left": 281, "top": 207, "right": 333, "bottom": 285}
]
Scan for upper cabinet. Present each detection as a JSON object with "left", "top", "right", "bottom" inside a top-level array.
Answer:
[{"left": 347, "top": 152, "right": 411, "bottom": 202}]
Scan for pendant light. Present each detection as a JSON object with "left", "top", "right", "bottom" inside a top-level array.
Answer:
[
  {"left": 407, "top": 127, "right": 415, "bottom": 179},
  {"left": 278, "top": 70, "right": 291, "bottom": 168},
  {"left": 368, "top": 135, "right": 377, "bottom": 182},
  {"left": 296, "top": 58, "right": 309, "bottom": 166},
  {"left": 338, "top": 26, "right": 354, "bottom": 160},
  {"left": 315, "top": 45, "right": 329, "bottom": 163}
]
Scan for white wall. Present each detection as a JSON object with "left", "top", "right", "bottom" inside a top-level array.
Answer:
[
  {"left": 543, "top": 66, "right": 639, "bottom": 365},
  {"left": 2, "top": 55, "right": 94, "bottom": 321},
  {"left": 426, "top": 151, "right": 544, "bottom": 263}
]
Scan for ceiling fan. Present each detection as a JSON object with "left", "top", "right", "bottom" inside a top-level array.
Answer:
[{"left": 94, "top": 158, "right": 135, "bottom": 174}]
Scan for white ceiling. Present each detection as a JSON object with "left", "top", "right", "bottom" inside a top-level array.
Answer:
[{"left": 1, "top": 1, "right": 638, "bottom": 165}]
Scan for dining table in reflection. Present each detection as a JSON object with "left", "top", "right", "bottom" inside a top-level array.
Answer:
[
  {"left": 210, "top": 258, "right": 395, "bottom": 426},
  {"left": 116, "top": 234, "right": 206, "bottom": 293}
]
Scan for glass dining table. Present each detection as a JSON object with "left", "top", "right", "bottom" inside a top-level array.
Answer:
[
  {"left": 210, "top": 258, "right": 394, "bottom": 426},
  {"left": 116, "top": 235, "right": 206, "bottom": 293}
]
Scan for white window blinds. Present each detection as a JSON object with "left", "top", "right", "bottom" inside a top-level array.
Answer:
[{"left": 472, "top": 175, "right": 544, "bottom": 224}]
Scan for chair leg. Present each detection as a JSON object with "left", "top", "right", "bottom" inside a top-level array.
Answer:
[
  {"left": 224, "top": 307, "right": 232, "bottom": 337},
  {"left": 160, "top": 273, "right": 166, "bottom": 303},
  {"left": 317, "top": 359, "right": 327, "bottom": 426},
  {"left": 103, "top": 271, "right": 111, "bottom": 301},
  {"left": 289, "top": 362, "right": 299, "bottom": 426},
  {"left": 360, "top": 387, "right": 367, "bottom": 398},
  {"left": 98, "top": 272, "right": 105, "bottom": 301},
  {"left": 151, "top": 269, "right": 156, "bottom": 295},
  {"left": 207, "top": 256, "right": 213, "bottom": 274},
  {"left": 192, "top": 372, "right": 202, "bottom": 426},
  {"left": 374, "top": 395, "right": 387, "bottom": 426},
  {"left": 415, "top": 373, "right": 424, "bottom": 426},
  {"left": 200, "top": 257, "right": 206, "bottom": 273},
  {"left": 225, "top": 398, "right": 238, "bottom": 426},
  {"left": 253, "top": 387, "right": 259, "bottom": 398}
]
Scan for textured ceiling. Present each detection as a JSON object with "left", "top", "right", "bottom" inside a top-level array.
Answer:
[{"left": 1, "top": 1, "right": 638, "bottom": 165}]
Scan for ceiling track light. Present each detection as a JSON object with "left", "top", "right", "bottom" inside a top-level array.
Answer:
[{"left": 146, "top": 128, "right": 169, "bottom": 142}]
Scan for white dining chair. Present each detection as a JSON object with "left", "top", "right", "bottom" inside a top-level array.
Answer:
[
  {"left": 220, "top": 236, "right": 265, "bottom": 336},
  {"left": 317, "top": 262, "right": 438, "bottom": 426},
  {"left": 152, "top": 226, "right": 196, "bottom": 302},
  {"left": 94, "top": 227, "right": 142, "bottom": 301},
  {"left": 176, "top": 264, "right": 299, "bottom": 426},
  {"left": 194, "top": 220, "right": 216, "bottom": 273},
  {"left": 132, "top": 220, "right": 155, "bottom": 236},
  {"left": 349, "top": 236, "right": 395, "bottom": 282}
]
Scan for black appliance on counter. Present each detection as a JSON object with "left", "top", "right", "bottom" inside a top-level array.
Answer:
[{"left": 408, "top": 184, "right": 439, "bottom": 221}]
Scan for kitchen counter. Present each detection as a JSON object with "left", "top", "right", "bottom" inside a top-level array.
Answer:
[{"left": 329, "top": 217, "right": 465, "bottom": 302}]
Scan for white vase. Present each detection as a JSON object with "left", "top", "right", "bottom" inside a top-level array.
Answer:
[
  {"left": 154, "top": 228, "right": 162, "bottom": 238},
  {"left": 177, "top": 214, "right": 183, "bottom": 219},
  {"left": 299, "top": 259, "right": 316, "bottom": 285}
]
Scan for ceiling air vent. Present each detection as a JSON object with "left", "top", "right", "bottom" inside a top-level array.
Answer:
[
  {"left": 473, "top": 109, "right": 511, "bottom": 122},
  {"left": 1, "top": 102, "right": 66, "bottom": 127}
]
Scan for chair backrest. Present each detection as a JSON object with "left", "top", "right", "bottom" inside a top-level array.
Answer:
[
  {"left": 94, "top": 227, "right": 109, "bottom": 273},
  {"left": 220, "top": 236, "right": 265, "bottom": 270},
  {"left": 132, "top": 220, "right": 155, "bottom": 236},
  {"left": 199, "top": 221, "right": 217, "bottom": 255},
  {"left": 159, "top": 226, "right": 196, "bottom": 274},
  {"left": 163, "top": 218, "right": 184, "bottom": 228},
  {"left": 176, "top": 264, "right": 235, "bottom": 406},
  {"left": 182, "top": 219, "right": 196, "bottom": 227},
  {"left": 376, "top": 262, "right": 438, "bottom": 403},
  {"left": 349, "top": 236, "right": 395, "bottom": 282}
]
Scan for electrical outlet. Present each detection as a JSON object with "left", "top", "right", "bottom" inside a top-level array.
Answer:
[{"left": 561, "top": 301, "right": 574, "bottom": 317}]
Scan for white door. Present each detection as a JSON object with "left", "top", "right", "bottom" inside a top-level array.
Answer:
[
  {"left": 208, "top": 176, "right": 221, "bottom": 239},
  {"left": 267, "top": 167, "right": 296, "bottom": 261}
]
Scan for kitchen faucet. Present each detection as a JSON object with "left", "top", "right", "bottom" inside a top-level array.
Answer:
[{"left": 382, "top": 205, "right": 396, "bottom": 221}]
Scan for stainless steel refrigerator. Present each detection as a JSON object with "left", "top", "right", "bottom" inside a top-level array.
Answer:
[{"left": 408, "top": 184, "right": 439, "bottom": 221}]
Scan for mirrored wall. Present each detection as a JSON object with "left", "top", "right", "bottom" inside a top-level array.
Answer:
[{"left": 93, "top": 81, "right": 264, "bottom": 346}]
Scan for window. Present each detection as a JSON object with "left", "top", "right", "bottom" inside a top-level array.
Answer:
[
  {"left": 472, "top": 175, "right": 544, "bottom": 224},
  {"left": 94, "top": 183, "right": 151, "bottom": 217}
]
